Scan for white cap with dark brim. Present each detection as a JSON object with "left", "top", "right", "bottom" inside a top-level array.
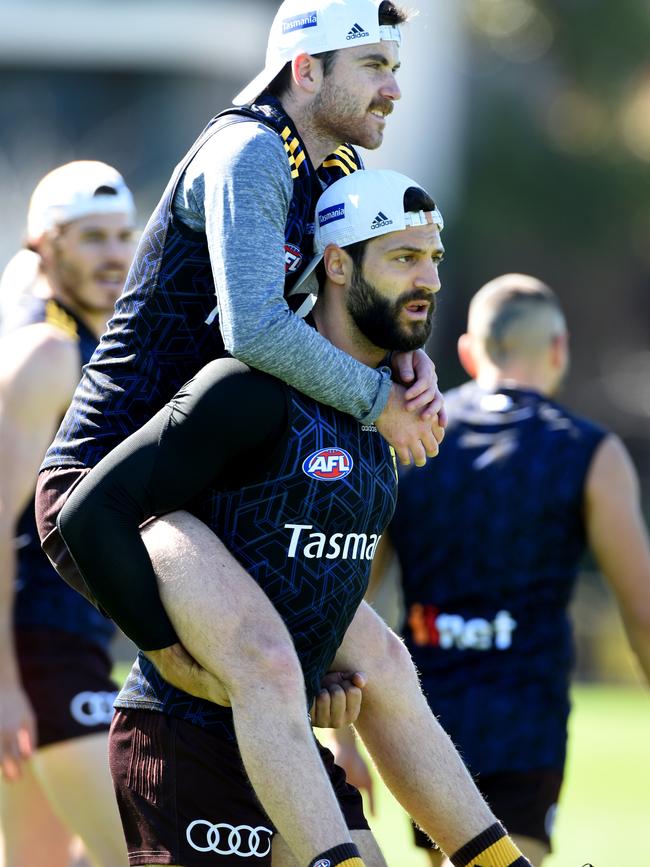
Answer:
[
  {"left": 288, "top": 168, "right": 443, "bottom": 299},
  {"left": 233, "top": 0, "right": 401, "bottom": 106},
  {"left": 27, "top": 160, "right": 136, "bottom": 244}
]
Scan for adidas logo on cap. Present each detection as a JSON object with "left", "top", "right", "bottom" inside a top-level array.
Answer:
[
  {"left": 346, "top": 22, "right": 370, "bottom": 40},
  {"left": 371, "top": 211, "right": 393, "bottom": 230}
]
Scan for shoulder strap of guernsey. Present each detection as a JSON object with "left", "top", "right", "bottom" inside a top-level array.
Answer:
[
  {"left": 217, "top": 95, "right": 362, "bottom": 188},
  {"left": 45, "top": 298, "right": 79, "bottom": 341},
  {"left": 320, "top": 143, "right": 363, "bottom": 178}
]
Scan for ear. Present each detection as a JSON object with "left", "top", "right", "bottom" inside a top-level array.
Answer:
[
  {"left": 457, "top": 332, "right": 478, "bottom": 378},
  {"left": 34, "top": 233, "right": 55, "bottom": 268},
  {"left": 291, "top": 53, "right": 322, "bottom": 95},
  {"left": 322, "top": 245, "right": 349, "bottom": 286},
  {"left": 550, "top": 331, "right": 569, "bottom": 370}
]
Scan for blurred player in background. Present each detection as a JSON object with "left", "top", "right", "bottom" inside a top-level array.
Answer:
[
  {"left": 355, "top": 274, "right": 650, "bottom": 866},
  {"left": 0, "top": 161, "right": 137, "bottom": 866}
]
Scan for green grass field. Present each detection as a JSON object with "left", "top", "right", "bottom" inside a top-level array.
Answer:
[{"left": 349, "top": 684, "right": 649, "bottom": 867}]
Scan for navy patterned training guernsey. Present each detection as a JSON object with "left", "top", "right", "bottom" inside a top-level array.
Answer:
[
  {"left": 391, "top": 382, "right": 607, "bottom": 774},
  {"left": 112, "top": 372, "right": 397, "bottom": 738},
  {"left": 9, "top": 297, "right": 114, "bottom": 647}
]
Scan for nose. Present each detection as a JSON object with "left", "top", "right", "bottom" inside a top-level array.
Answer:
[
  {"left": 415, "top": 260, "right": 441, "bottom": 294},
  {"left": 105, "top": 236, "right": 135, "bottom": 265},
  {"left": 380, "top": 72, "right": 401, "bottom": 102}
]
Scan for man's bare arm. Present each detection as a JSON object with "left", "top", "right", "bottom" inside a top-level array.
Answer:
[
  {"left": 0, "top": 326, "right": 79, "bottom": 778},
  {"left": 584, "top": 434, "right": 650, "bottom": 683}
]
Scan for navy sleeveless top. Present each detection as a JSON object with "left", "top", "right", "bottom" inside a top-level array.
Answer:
[{"left": 391, "top": 381, "right": 607, "bottom": 774}]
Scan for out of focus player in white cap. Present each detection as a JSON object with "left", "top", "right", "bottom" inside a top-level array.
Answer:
[{"left": 0, "top": 161, "right": 137, "bottom": 866}]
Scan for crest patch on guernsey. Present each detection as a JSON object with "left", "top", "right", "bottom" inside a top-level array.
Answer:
[
  {"left": 302, "top": 448, "right": 353, "bottom": 481},
  {"left": 284, "top": 243, "right": 303, "bottom": 273}
]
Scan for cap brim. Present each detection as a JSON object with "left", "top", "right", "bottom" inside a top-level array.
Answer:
[
  {"left": 233, "top": 61, "right": 285, "bottom": 106},
  {"left": 287, "top": 252, "right": 324, "bottom": 297}
]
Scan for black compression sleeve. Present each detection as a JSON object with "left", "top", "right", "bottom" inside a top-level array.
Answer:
[{"left": 58, "top": 359, "right": 288, "bottom": 649}]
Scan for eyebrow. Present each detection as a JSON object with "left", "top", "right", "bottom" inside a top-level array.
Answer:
[
  {"left": 390, "top": 244, "right": 445, "bottom": 257},
  {"left": 358, "top": 52, "right": 401, "bottom": 70}
]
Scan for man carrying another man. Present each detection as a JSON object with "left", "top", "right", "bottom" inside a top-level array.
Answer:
[{"left": 57, "top": 169, "right": 533, "bottom": 867}]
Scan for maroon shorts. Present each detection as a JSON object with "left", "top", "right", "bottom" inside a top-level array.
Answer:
[
  {"left": 35, "top": 467, "right": 94, "bottom": 604},
  {"left": 110, "top": 709, "right": 369, "bottom": 867},
  {"left": 413, "top": 769, "right": 564, "bottom": 850},
  {"left": 16, "top": 627, "right": 117, "bottom": 748}
]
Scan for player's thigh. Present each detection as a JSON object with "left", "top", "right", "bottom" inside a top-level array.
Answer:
[
  {"left": 271, "top": 829, "right": 387, "bottom": 867},
  {"left": 33, "top": 731, "right": 128, "bottom": 866},
  {"left": 141, "top": 511, "right": 299, "bottom": 678},
  {"left": 0, "top": 760, "right": 73, "bottom": 867}
]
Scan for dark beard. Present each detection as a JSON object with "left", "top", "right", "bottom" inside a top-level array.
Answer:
[{"left": 346, "top": 267, "right": 435, "bottom": 352}]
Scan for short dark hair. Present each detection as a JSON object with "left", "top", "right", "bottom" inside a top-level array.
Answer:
[
  {"left": 314, "top": 185, "right": 437, "bottom": 288},
  {"left": 267, "top": 1, "right": 409, "bottom": 99}
]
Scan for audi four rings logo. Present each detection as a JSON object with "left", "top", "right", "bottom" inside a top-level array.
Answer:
[
  {"left": 186, "top": 820, "right": 273, "bottom": 857},
  {"left": 69, "top": 690, "right": 117, "bottom": 726}
]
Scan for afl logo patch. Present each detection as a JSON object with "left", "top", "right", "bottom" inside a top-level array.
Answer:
[
  {"left": 284, "top": 243, "right": 303, "bottom": 273},
  {"left": 302, "top": 448, "right": 353, "bottom": 481}
]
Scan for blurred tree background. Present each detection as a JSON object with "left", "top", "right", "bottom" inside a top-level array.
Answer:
[{"left": 443, "top": 0, "right": 650, "bottom": 464}]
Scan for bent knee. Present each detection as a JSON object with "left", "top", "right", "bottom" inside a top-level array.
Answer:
[{"left": 231, "top": 633, "right": 303, "bottom": 687}]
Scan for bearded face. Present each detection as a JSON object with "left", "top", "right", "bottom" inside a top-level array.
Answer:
[{"left": 346, "top": 263, "right": 436, "bottom": 352}]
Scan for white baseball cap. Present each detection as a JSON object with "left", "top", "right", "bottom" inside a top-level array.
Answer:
[
  {"left": 27, "top": 160, "right": 136, "bottom": 244},
  {"left": 233, "top": 0, "right": 402, "bottom": 106},
  {"left": 290, "top": 168, "right": 444, "bottom": 295}
]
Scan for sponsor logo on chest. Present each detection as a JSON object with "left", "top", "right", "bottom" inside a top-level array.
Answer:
[
  {"left": 285, "top": 523, "right": 381, "bottom": 561},
  {"left": 408, "top": 604, "right": 517, "bottom": 650}
]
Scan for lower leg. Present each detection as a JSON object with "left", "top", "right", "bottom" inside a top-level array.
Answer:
[{"left": 143, "top": 513, "right": 359, "bottom": 867}]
